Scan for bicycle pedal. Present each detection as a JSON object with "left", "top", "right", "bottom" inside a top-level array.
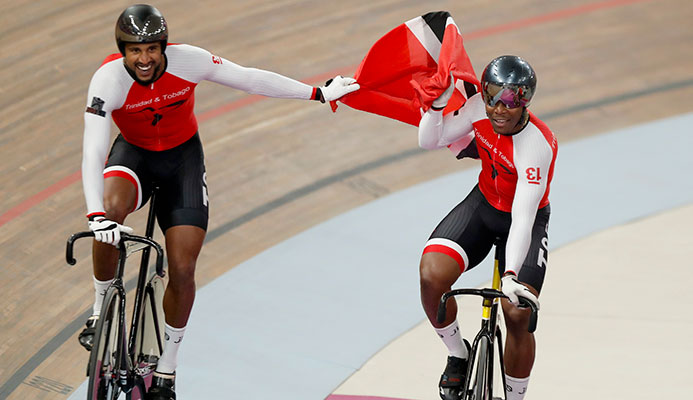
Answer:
[
  {"left": 78, "top": 316, "right": 98, "bottom": 351},
  {"left": 439, "top": 386, "right": 463, "bottom": 400},
  {"left": 136, "top": 355, "right": 159, "bottom": 375}
]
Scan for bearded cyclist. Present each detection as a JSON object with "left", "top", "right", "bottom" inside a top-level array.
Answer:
[
  {"left": 79, "top": 4, "right": 359, "bottom": 399},
  {"left": 417, "top": 55, "right": 557, "bottom": 400}
]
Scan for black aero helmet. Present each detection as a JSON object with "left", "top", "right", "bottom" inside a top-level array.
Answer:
[
  {"left": 115, "top": 4, "right": 168, "bottom": 55},
  {"left": 481, "top": 55, "right": 536, "bottom": 109}
]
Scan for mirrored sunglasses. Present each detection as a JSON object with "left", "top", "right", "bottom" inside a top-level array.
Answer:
[{"left": 482, "top": 83, "right": 531, "bottom": 109}]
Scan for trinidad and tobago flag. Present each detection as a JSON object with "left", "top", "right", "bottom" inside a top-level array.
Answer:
[{"left": 334, "top": 11, "right": 480, "bottom": 127}]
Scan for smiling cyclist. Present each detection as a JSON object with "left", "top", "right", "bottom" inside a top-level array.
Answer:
[
  {"left": 417, "top": 55, "right": 557, "bottom": 400},
  {"left": 78, "top": 4, "right": 358, "bottom": 399}
]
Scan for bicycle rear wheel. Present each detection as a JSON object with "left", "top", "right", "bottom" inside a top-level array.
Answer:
[
  {"left": 469, "top": 336, "right": 490, "bottom": 400},
  {"left": 87, "top": 287, "right": 123, "bottom": 400}
]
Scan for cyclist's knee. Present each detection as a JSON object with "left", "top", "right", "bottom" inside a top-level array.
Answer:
[
  {"left": 167, "top": 259, "right": 196, "bottom": 287},
  {"left": 103, "top": 196, "right": 132, "bottom": 223},
  {"left": 419, "top": 253, "right": 460, "bottom": 294},
  {"left": 502, "top": 301, "right": 532, "bottom": 332}
]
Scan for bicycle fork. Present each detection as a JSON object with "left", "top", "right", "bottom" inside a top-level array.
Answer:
[
  {"left": 115, "top": 282, "right": 129, "bottom": 389},
  {"left": 468, "top": 266, "right": 504, "bottom": 400},
  {"left": 113, "top": 281, "right": 138, "bottom": 393}
]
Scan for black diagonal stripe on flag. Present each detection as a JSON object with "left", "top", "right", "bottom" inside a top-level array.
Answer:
[{"left": 422, "top": 11, "right": 450, "bottom": 43}]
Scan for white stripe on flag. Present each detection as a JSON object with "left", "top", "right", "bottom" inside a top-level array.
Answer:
[
  {"left": 405, "top": 16, "right": 442, "bottom": 62},
  {"left": 445, "top": 16, "right": 461, "bottom": 36},
  {"left": 441, "top": 16, "right": 468, "bottom": 99}
]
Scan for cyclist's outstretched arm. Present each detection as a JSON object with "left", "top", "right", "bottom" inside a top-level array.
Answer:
[{"left": 176, "top": 44, "right": 358, "bottom": 101}]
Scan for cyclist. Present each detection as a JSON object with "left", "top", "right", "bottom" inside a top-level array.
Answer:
[
  {"left": 79, "top": 4, "right": 359, "bottom": 399},
  {"left": 417, "top": 55, "right": 557, "bottom": 400}
]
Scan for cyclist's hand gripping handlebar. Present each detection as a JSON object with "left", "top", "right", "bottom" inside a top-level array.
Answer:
[
  {"left": 437, "top": 288, "right": 539, "bottom": 333},
  {"left": 87, "top": 215, "right": 133, "bottom": 246},
  {"left": 65, "top": 231, "right": 165, "bottom": 277},
  {"left": 501, "top": 274, "right": 540, "bottom": 309}
]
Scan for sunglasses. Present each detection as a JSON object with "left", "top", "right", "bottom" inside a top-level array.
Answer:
[{"left": 482, "top": 83, "right": 532, "bottom": 109}]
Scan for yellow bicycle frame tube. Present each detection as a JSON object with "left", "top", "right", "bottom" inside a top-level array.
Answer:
[{"left": 482, "top": 258, "right": 502, "bottom": 320}]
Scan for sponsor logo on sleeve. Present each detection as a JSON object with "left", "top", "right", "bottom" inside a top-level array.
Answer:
[
  {"left": 211, "top": 55, "right": 222, "bottom": 64},
  {"left": 86, "top": 97, "right": 106, "bottom": 117}
]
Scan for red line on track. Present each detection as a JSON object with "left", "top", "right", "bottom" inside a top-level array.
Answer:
[
  {"left": 0, "top": 170, "right": 82, "bottom": 227},
  {"left": 0, "top": 0, "right": 651, "bottom": 228},
  {"left": 465, "top": 0, "right": 649, "bottom": 39}
]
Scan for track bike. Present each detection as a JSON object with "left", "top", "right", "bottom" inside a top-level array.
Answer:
[
  {"left": 437, "top": 249, "right": 539, "bottom": 400},
  {"left": 66, "top": 192, "right": 166, "bottom": 400}
]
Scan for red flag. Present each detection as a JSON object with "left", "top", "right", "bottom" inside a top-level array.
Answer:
[{"left": 335, "top": 11, "right": 480, "bottom": 127}]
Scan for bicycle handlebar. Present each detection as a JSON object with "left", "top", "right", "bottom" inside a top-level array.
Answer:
[
  {"left": 437, "top": 288, "right": 539, "bottom": 333},
  {"left": 65, "top": 231, "right": 165, "bottom": 277}
]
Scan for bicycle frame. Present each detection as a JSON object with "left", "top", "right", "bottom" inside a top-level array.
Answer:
[
  {"left": 66, "top": 189, "right": 165, "bottom": 398},
  {"left": 466, "top": 258, "right": 504, "bottom": 400},
  {"left": 127, "top": 189, "right": 162, "bottom": 364},
  {"left": 437, "top": 253, "right": 538, "bottom": 400}
]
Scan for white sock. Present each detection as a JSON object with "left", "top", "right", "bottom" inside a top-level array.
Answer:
[
  {"left": 156, "top": 323, "right": 186, "bottom": 374},
  {"left": 505, "top": 375, "right": 530, "bottom": 400},
  {"left": 434, "top": 320, "right": 468, "bottom": 359},
  {"left": 92, "top": 277, "right": 114, "bottom": 316}
]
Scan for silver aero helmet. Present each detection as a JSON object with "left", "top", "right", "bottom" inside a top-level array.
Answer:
[
  {"left": 480, "top": 55, "right": 536, "bottom": 109},
  {"left": 115, "top": 4, "right": 168, "bottom": 55}
]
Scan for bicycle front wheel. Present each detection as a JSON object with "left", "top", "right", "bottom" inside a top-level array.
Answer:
[
  {"left": 87, "top": 287, "right": 123, "bottom": 400},
  {"left": 133, "top": 274, "right": 165, "bottom": 381},
  {"left": 469, "top": 336, "right": 490, "bottom": 400}
]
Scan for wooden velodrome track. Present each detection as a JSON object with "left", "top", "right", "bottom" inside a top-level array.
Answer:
[{"left": 1, "top": 0, "right": 692, "bottom": 398}]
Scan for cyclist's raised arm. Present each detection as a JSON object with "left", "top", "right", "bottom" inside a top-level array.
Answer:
[{"left": 418, "top": 93, "right": 484, "bottom": 150}]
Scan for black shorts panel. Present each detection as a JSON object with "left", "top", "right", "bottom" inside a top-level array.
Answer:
[
  {"left": 105, "top": 133, "right": 209, "bottom": 232},
  {"left": 428, "top": 185, "right": 550, "bottom": 293}
]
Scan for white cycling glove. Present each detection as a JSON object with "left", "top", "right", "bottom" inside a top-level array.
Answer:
[
  {"left": 431, "top": 78, "right": 455, "bottom": 110},
  {"left": 501, "top": 274, "right": 540, "bottom": 310},
  {"left": 88, "top": 215, "right": 134, "bottom": 246},
  {"left": 317, "top": 76, "right": 360, "bottom": 102}
]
